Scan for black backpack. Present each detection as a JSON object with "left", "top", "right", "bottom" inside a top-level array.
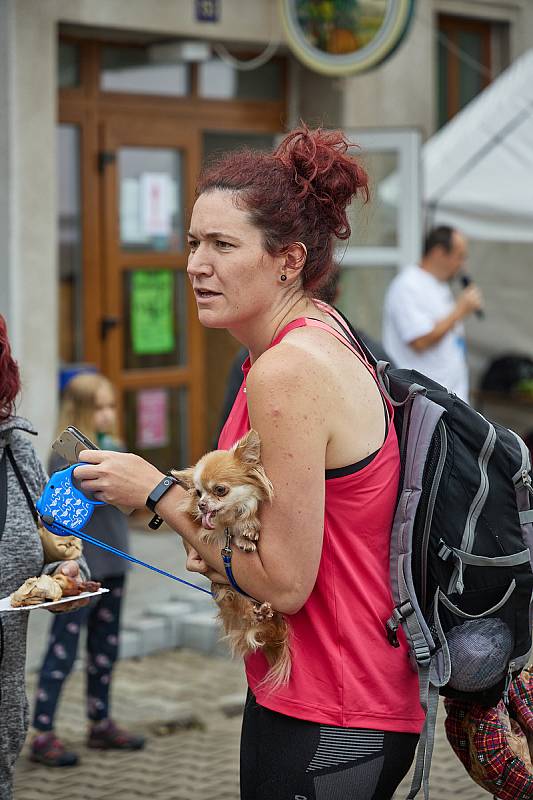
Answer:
[{"left": 318, "top": 303, "right": 533, "bottom": 799}]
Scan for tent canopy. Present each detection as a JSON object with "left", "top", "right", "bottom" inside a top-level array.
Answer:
[{"left": 381, "top": 49, "right": 533, "bottom": 242}]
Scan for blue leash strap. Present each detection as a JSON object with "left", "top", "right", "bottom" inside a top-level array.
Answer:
[
  {"left": 40, "top": 515, "right": 212, "bottom": 596},
  {"left": 221, "top": 527, "right": 253, "bottom": 598},
  {"left": 35, "top": 463, "right": 212, "bottom": 596}
]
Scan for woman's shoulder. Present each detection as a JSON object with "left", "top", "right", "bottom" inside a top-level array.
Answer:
[
  {"left": 249, "top": 335, "right": 326, "bottom": 391},
  {"left": 246, "top": 337, "right": 337, "bottom": 430}
]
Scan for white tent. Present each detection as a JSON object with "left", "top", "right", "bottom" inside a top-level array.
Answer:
[{"left": 381, "top": 49, "right": 533, "bottom": 241}]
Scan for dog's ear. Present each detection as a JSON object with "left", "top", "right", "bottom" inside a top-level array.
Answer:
[
  {"left": 233, "top": 429, "right": 261, "bottom": 465},
  {"left": 170, "top": 467, "right": 195, "bottom": 490},
  {"left": 253, "top": 465, "right": 274, "bottom": 502}
]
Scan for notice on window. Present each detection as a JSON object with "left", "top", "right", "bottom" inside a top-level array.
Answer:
[
  {"left": 131, "top": 270, "right": 174, "bottom": 355},
  {"left": 140, "top": 172, "right": 173, "bottom": 238},
  {"left": 136, "top": 388, "right": 169, "bottom": 449}
]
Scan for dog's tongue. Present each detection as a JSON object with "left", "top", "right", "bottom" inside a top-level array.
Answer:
[{"left": 202, "top": 511, "right": 216, "bottom": 530}]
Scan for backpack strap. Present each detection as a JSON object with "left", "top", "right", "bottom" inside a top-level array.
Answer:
[
  {"left": 313, "top": 300, "right": 427, "bottom": 409},
  {"left": 5, "top": 444, "right": 39, "bottom": 525},
  {"left": 0, "top": 449, "right": 7, "bottom": 542},
  {"left": 313, "top": 299, "right": 378, "bottom": 368}
]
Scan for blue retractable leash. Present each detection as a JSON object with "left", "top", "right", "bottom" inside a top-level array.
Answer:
[{"left": 36, "top": 463, "right": 212, "bottom": 596}]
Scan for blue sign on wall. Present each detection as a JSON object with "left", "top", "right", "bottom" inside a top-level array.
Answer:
[{"left": 196, "top": 0, "right": 219, "bottom": 22}]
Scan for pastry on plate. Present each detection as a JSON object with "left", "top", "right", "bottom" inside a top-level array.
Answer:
[
  {"left": 53, "top": 574, "right": 100, "bottom": 596},
  {"left": 10, "top": 575, "right": 63, "bottom": 607},
  {"left": 10, "top": 573, "right": 102, "bottom": 607}
]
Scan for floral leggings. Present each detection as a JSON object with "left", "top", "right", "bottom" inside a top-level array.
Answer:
[{"left": 33, "top": 575, "right": 124, "bottom": 730}]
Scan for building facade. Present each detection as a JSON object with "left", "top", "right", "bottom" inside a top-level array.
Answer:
[{"left": 1, "top": 0, "right": 531, "bottom": 464}]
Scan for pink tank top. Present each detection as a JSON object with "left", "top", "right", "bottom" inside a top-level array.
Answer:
[{"left": 218, "top": 317, "right": 424, "bottom": 733}]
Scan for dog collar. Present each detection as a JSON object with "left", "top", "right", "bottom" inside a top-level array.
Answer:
[{"left": 221, "top": 527, "right": 252, "bottom": 597}]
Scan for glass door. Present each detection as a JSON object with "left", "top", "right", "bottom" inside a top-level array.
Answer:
[
  {"left": 336, "top": 129, "right": 421, "bottom": 342},
  {"left": 99, "top": 119, "right": 204, "bottom": 471}
]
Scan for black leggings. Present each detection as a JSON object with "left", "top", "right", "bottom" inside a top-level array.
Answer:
[{"left": 240, "top": 691, "right": 418, "bottom": 800}]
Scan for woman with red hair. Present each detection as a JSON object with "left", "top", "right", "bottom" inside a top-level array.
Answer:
[
  {"left": 75, "top": 127, "right": 424, "bottom": 799},
  {"left": 0, "top": 315, "right": 88, "bottom": 800}
]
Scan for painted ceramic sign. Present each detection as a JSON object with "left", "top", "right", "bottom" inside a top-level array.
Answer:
[{"left": 279, "top": 0, "right": 415, "bottom": 76}]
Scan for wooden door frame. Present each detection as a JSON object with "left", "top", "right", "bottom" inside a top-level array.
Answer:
[
  {"left": 58, "top": 36, "right": 287, "bottom": 459},
  {"left": 99, "top": 116, "right": 205, "bottom": 461}
]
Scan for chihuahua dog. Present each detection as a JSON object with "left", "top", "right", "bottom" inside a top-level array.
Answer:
[{"left": 172, "top": 429, "right": 291, "bottom": 689}]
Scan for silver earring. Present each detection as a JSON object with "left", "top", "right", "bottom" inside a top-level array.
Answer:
[{"left": 280, "top": 273, "right": 287, "bottom": 282}]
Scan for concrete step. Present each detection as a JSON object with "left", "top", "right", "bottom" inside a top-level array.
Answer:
[
  {"left": 118, "top": 627, "right": 142, "bottom": 660},
  {"left": 180, "top": 610, "right": 224, "bottom": 655},
  {"left": 121, "top": 616, "right": 169, "bottom": 657},
  {"left": 144, "top": 601, "right": 194, "bottom": 648}
]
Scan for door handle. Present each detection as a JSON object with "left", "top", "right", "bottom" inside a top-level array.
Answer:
[{"left": 100, "top": 315, "right": 121, "bottom": 340}]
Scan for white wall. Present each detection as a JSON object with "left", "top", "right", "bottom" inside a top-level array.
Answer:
[{"left": 342, "top": 3, "right": 434, "bottom": 137}]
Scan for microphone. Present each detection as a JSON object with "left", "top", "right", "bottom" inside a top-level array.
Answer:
[{"left": 459, "top": 274, "right": 484, "bottom": 319}]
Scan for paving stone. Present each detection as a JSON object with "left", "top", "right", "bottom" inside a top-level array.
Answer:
[
  {"left": 218, "top": 691, "right": 247, "bottom": 717},
  {"left": 15, "top": 648, "right": 488, "bottom": 800}
]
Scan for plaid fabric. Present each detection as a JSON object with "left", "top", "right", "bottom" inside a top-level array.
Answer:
[
  {"left": 444, "top": 671, "right": 533, "bottom": 800},
  {"left": 509, "top": 666, "right": 533, "bottom": 734}
]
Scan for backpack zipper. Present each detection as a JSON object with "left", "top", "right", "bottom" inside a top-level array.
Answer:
[
  {"left": 509, "top": 429, "right": 532, "bottom": 490},
  {"left": 420, "top": 419, "right": 448, "bottom": 611},
  {"left": 460, "top": 423, "right": 497, "bottom": 557}
]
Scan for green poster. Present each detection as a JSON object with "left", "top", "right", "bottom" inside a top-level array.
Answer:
[{"left": 131, "top": 270, "right": 175, "bottom": 355}]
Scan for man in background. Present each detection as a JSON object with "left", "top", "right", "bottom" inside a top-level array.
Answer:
[{"left": 382, "top": 225, "right": 483, "bottom": 402}]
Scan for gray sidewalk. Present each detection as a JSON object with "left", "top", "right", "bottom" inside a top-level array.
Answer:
[{"left": 16, "top": 524, "right": 487, "bottom": 800}]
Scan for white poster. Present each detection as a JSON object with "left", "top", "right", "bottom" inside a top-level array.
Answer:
[{"left": 140, "top": 172, "right": 173, "bottom": 237}]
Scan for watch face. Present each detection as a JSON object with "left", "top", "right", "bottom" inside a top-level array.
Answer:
[{"left": 147, "top": 475, "right": 177, "bottom": 511}]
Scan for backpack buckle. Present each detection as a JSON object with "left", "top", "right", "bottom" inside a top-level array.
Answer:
[
  {"left": 385, "top": 602, "right": 413, "bottom": 648},
  {"left": 386, "top": 622, "right": 400, "bottom": 648}
]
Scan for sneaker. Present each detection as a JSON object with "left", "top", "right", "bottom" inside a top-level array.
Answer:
[
  {"left": 87, "top": 719, "right": 145, "bottom": 751},
  {"left": 30, "top": 732, "right": 79, "bottom": 767}
]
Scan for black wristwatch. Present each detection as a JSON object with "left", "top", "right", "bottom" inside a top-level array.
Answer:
[{"left": 146, "top": 475, "right": 180, "bottom": 530}]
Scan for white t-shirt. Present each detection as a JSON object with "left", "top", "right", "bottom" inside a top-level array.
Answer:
[{"left": 382, "top": 264, "right": 469, "bottom": 401}]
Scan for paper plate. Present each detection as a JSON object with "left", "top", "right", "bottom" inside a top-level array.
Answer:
[{"left": 0, "top": 587, "right": 109, "bottom": 612}]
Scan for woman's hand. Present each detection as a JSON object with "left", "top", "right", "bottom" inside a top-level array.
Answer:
[
  {"left": 73, "top": 450, "right": 164, "bottom": 510},
  {"left": 49, "top": 561, "right": 90, "bottom": 614},
  {"left": 183, "top": 542, "right": 229, "bottom": 585}
]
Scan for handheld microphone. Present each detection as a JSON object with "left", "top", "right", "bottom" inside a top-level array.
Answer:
[{"left": 459, "top": 274, "right": 484, "bottom": 319}]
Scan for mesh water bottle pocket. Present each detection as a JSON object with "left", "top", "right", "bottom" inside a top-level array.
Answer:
[{"left": 447, "top": 618, "right": 514, "bottom": 692}]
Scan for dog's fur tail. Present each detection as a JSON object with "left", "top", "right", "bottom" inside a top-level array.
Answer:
[
  {"left": 260, "top": 630, "right": 292, "bottom": 691},
  {"left": 214, "top": 586, "right": 292, "bottom": 691}
]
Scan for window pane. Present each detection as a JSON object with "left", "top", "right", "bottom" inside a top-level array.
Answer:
[
  {"left": 124, "top": 386, "right": 189, "bottom": 472},
  {"left": 123, "top": 269, "right": 187, "bottom": 369},
  {"left": 118, "top": 147, "right": 184, "bottom": 252},
  {"left": 347, "top": 150, "right": 398, "bottom": 247},
  {"left": 57, "top": 125, "right": 83, "bottom": 363},
  {"left": 437, "top": 37, "right": 449, "bottom": 128},
  {"left": 337, "top": 266, "right": 396, "bottom": 343},
  {"left": 101, "top": 45, "right": 190, "bottom": 96},
  {"left": 458, "top": 31, "right": 484, "bottom": 109},
  {"left": 198, "top": 56, "right": 283, "bottom": 100},
  {"left": 58, "top": 42, "right": 80, "bottom": 88}
]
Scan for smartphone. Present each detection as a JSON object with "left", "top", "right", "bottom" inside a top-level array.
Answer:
[
  {"left": 52, "top": 426, "right": 98, "bottom": 464},
  {"left": 52, "top": 426, "right": 134, "bottom": 516}
]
